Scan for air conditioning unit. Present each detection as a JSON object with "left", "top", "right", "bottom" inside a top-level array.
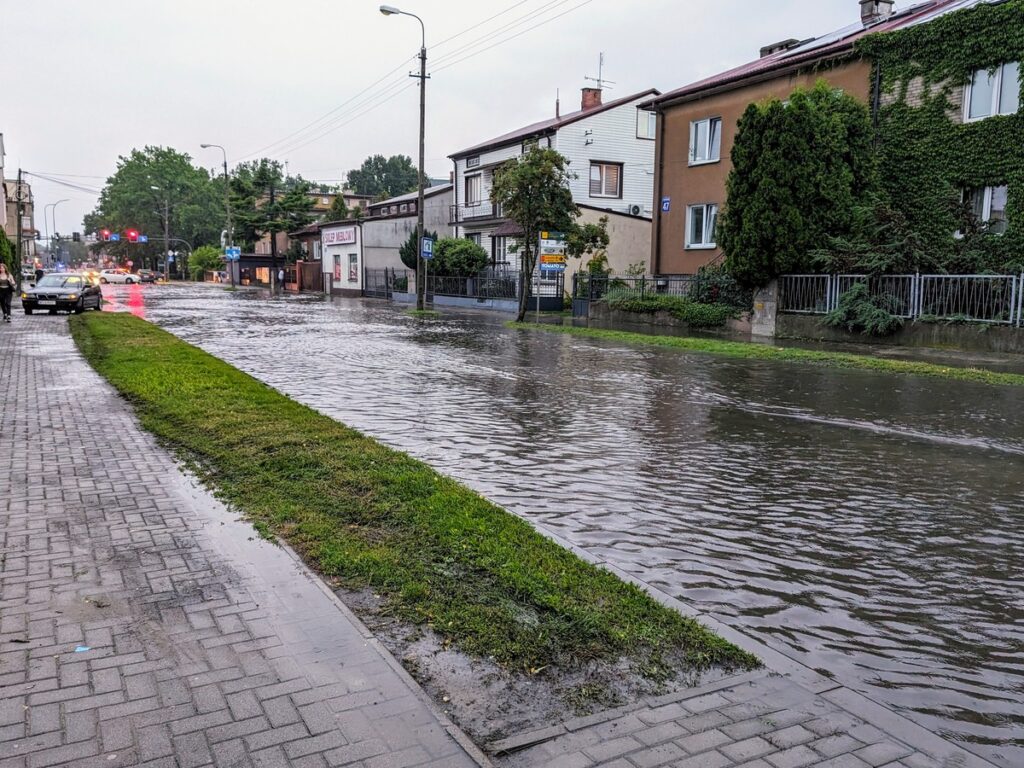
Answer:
[{"left": 628, "top": 204, "right": 642, "bottom": 216}]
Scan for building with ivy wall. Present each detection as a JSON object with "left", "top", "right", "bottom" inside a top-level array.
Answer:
[{"left": 643, "top": 0, "right": 1021, "bottom": 276}]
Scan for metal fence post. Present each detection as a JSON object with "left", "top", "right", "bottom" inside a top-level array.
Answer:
[
  {"left": 1018, "top": 273, "right": 1024, "bottom": 327},
  {"left": 640, "top": 275, "right": 646, "bottom": 299}
]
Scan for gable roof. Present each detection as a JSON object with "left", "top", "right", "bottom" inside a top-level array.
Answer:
[
  {"left": 643, "top": 0, "right": 984, "bottom": 109},
  {"left": 450, "top": 88, "right": 659, "bottom": 160}
]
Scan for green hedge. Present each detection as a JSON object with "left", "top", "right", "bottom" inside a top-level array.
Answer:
[{"left": 604, "top": 289, "right": 738, "bottom": 328}]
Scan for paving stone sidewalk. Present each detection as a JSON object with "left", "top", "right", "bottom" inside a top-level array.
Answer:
[{"left": 0, "top": 317, "right": 483, "bottom": 767}]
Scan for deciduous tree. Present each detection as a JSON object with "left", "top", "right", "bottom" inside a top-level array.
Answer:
[{"left": 346, "top": 155, "right": 420, "bottom": 200}]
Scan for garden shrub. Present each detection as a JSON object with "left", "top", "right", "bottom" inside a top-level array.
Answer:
[
  {"left": 604, "top": 288, "right": 738, "bottom": 328},
  {"left": 823, "top": 282, "right": 904, "bottom": 336}
]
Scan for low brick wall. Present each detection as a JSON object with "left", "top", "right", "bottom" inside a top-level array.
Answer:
[{"left": 778, "top": 313, "right": 1024, "bottom": 355}]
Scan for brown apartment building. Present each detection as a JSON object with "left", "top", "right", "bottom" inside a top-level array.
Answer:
[{"left": 643, "top": 0, "right": 975, "bottom": 275}]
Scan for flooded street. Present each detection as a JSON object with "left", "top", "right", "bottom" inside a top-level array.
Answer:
[{"left": 105, "top": 284, "right": 1023, "bottom": 766}]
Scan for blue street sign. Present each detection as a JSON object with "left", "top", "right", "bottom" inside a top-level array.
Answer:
[
  {"left": 661, "top": 196, "right": 671, "bottom": 213},
  {"left": 167, "top": 254, "right": 175, "bottom": 263},
  {"left": 138, "top": 235, "right": 149, "bottom": 243},
  {"left": 109, "top": 233, "right": 121, "bottom": 241},
  {"left": 225, "top": 246, "right": 241, "bottom": 261},
  {"left": 421, "top": 236, "right": 435, "bottom": 261}
]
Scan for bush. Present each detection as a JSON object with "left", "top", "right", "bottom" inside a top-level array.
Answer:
[
  {"left": 604, "top": 288, "right": 738, "bottom": 328},
  {"left": 823, "top": 282, "right": 904, "bottom": 336},
  {"left": 689, "top": 264, "right": 753, "bottom": 309},
  {"left": 433, "top": 237, "right": 489, "bottom": 276}
]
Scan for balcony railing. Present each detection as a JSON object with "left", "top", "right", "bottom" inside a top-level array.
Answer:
[{"left": 450, "top": 200, "right": 503, "bottom": 223}]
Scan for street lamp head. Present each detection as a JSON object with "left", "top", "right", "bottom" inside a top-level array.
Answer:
[
  {"left": 200, "top": 143, "right": 211, "bottom": 149},
  {"left": 380, "top": 4, "right": 401, "bottom": 15},
  {"left": 150, "top": 185, "right": 161, "bottom": 191}
]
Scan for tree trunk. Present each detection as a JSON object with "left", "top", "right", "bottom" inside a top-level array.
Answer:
[{"left": 515, "top": 238, "right": 534, "bottom": 322}]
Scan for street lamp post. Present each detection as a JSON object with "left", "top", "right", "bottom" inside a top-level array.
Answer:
[
  {"left": 381, "top": 4, "right": 427, "bottom": 312},
  {"left": 201, "top": 143, "right": 235, "bottom": 287},
  {"left": 51, "top": 199, "right": 69, "bottom": 267}
]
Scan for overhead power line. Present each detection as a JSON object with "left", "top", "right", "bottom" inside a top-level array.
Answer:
[
  {"left": 433, "top": 0, "right": 597, "bottom": 74},
  {"left": 241, "top": 0, "right": 592, "bottom": 162}
]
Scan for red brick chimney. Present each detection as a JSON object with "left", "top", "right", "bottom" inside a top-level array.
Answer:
[{"left": 581, "top": 87, "right": 602, "bottom": 110}]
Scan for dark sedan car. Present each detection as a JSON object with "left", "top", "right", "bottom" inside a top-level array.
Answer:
[
  {"left": 21, "top": 273, "right": 103, "bottom": 315},
  {"left": 137, "top": 269, "right": 158, "bottom": 283}
]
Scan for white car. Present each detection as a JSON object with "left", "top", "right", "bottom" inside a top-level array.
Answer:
[{"left": 99, "top": 269, "right": 138, "bottom": 285}]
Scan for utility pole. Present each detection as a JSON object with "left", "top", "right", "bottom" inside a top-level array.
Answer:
[
  {"left": 269, "top": 178, "right": 278, "bottom": 294},
  {"left": 163, "top": 197, "right": 170, "bottom": 282},
  {"left": 15, "top": 169, "right": 23, "bottom": 270},
  {"left": 415, "top": 35, "right": 427, "bottom": 311},
  {"left": 224, "top": 157, "right": 234, "bottom": 288}
]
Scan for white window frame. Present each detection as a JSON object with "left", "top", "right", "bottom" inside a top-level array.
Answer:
[
  {"left": 689, "top": 117, "right": 722, "bottom": 166},
  {"left": 959, "top": 185, "right": 1009, "bottom": 236},
  {"left": 637, "top": 110, "right": 657, "bottom": 140},
  {"left": 685, "top": 203, "right": 718, "bottom": 249},
  {"left": 589, "top": 162, "right": 623, "bottom": 198},
  {"left": 964, "top": 62, "right": 1020, "bottom": 122}
]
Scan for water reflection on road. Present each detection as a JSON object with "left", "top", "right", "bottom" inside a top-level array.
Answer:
[{"left": 104, "top": 284, "right": 1024, "bottom": 766}]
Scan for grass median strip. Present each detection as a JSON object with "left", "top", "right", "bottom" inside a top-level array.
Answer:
[
  {"left": 70, "top": 313, "right": 756, "bottom": 678},
  {"left": 509, "top": 322, "right": 1024, "bottom": 387}
]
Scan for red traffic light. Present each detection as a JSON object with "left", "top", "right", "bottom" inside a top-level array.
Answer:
[
  {"left": 101, "top": 229, "right": 111, "bottom": 241},
  {"left": 126, "top": 229, "right": 139, "bottom": 243}
]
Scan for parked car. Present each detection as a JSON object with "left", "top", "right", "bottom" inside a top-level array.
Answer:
[
  {"left": 99, "top": 268, "right": 138, "bottom": 284},
  {"left": 21, "top": 273, "right": 103, "bottom": 314},
  {"left": 137, "top": 269, "right": 158, "bottom": 283}
]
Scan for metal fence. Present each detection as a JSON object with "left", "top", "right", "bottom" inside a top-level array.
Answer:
[
  {"left": 779, "top": 273, "right": 1024, "bottom": 326},
  {"left": 427, "top": 267, "right": 522, "bottom": 301},
  {"left": 363, "top": 268, "right": 410, "bottom": 299}
]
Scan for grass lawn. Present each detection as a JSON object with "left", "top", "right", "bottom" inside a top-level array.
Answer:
[
  {"left": 70, "top": 313, "right": 756, "bottom": 677},
  {"left": 510, "top": 322, "right": 1024, "bottom": 387}
]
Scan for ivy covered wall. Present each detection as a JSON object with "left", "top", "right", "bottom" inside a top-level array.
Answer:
[{"left": 857, "top": 0, "right": 1024, "bottom": 272}]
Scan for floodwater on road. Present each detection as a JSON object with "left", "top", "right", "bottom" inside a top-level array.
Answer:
[{"left": 104, "top": 284, "right": 1024, "bottom": 766}]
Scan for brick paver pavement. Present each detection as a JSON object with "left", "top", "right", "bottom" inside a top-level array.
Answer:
[{"left": 0, "top": 317, "right": 484, "bottom": 767}]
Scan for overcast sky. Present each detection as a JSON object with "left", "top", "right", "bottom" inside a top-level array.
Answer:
[{"left": 3, "top": 0, "right": 861, "bottom": 234}]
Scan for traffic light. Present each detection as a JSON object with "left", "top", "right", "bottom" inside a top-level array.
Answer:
[
  {"left": 101, "top": 229, "right": 111, "bottom": 241},
  {"left": 126, "top": 229, "right": 139, "bottom": 243},
  {"left": 72, "top": 232, "right": 81, "bottom": 242},
  {"left": 34, "top": 231, "right": 41, "bottom": 241}
]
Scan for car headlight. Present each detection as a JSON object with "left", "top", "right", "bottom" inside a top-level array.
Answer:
[
  {"left": 67, "top": 294, "right": 78, "bottom": 300},
  {"left": 20, "top": 293, "right": 28, "bottom": 299}
]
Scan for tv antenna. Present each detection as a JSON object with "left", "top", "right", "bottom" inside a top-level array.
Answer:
[{"left": 585, "top": 52, "right": 615, "bottom": 90}]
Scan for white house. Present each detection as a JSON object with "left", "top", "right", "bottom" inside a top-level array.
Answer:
[
  {"left": 320, "top": 220, "right": 363, "bottom": 297},
  {"left": 449, "top": 87, "right": 659, "bottom": 268}
]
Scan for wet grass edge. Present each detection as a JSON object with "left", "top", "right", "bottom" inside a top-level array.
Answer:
[
  {"left": 508, "top": 321, "right": 1024, "bottom": 387},
  {"left": 70, "top": 312, "right": 758, "bottom": 680}
]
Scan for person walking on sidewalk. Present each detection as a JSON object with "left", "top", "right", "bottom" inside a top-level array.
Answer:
[{"left": 0, "top": 264, "right": 16, "bottom": 323}]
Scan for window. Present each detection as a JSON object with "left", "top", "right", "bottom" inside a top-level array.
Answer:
[
  {"left": 492, "top": 236, "right": 508, "bottom": 264},
  {"left": 467, "top": 233, "right": 482, "bottom": 246},
  {"left": 409, "top": 202, "right": 416, "bottom": 213},
  {"left": 466, "top": 156, "right": 481, "bottom": 169},
  {"left": 689, "top": 117, "right": 722, "bottom": 165},
  {"left": 321, "top": 197, "right": 330, "bottom": 205},
  {"left": 390, "top": 205, "right": 398, "bottom": 214},
  {"left": 465, "top": 175, "right": 482, "bottom": 205},
  {"left": 963, "top": 186, "right": 1009, "bottom": 235},
  {"left": 399, "top": 204, "right": 408, "bottom": 213},
  {"left": 333, "top": 254, "right": 341, "bottom": 281},
  {"left": 686, "top": 204, "right": 718, "bottom": 249},
  {"left": 637, "top": 110, "right": 657, "bottom": 140},
  {"left": 589, "top": 162, "right": 622, "bottom": 198},
  {"left": 348, "top": 253, "right": 359, "bottom": 282},
  {"left": 966, "top": 62, "right": 1020, "bottom": 120}
]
